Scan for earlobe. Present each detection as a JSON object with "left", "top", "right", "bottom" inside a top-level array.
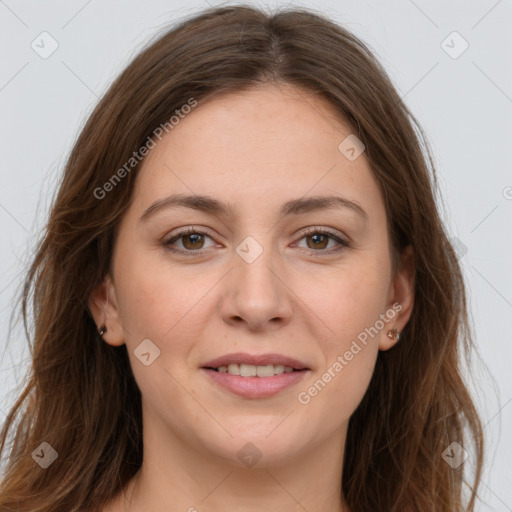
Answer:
[
  {"left": 379, "top": 244, "right": 415, "bottom": 351},
  {"left": 87, "top": 274, "right": 125, "bottom": 347}
]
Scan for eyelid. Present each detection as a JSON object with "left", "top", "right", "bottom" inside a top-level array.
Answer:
[{"left": 165, "top": 225, "right": 216, "bottom": 240}]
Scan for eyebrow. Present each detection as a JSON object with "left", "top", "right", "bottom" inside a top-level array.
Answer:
[{"left": 139, "top": 193, "right": 368, "bottom": 223}]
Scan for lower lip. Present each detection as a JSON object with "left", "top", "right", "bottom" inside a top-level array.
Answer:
[{"left": 201, "top": 368, "right": 309, "bottom": 398}]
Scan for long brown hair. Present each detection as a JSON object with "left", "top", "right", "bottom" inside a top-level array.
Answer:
[{"left": 0, "top": 4, "right": 486, "bottom": 511}]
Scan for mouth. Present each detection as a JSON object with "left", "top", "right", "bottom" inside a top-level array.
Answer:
[
  {"left": 200, "top": 353, "right": 311, "bottom": 398},
  {"left": 203, "top": 363, "right": 307, "bottom": 377},
  {"left": 201, "top": 352, "right": 310, "bottom": 374}
]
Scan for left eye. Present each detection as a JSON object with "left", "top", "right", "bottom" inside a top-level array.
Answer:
[
  {"left": 163, "top": 227, "right": 349, "bottom": 255},
  {"left": 294, "top": 229, "right": 349, "bottom": 252}
]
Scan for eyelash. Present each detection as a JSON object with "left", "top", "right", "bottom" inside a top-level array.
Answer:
[{"left": 163, "top": 226, "right": 351, "bottom": 257}]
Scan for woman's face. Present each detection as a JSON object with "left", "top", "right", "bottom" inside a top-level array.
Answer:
[{"left": 90, "top": 83, "right": 414, "bottom": 467}]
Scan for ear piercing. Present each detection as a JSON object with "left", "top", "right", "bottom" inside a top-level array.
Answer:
[
  {"left": 386, "top": 328, "right": 400, "bottom": 342},
  {"left": 97, "top": 325, "right": 107, "bottom": 336}
]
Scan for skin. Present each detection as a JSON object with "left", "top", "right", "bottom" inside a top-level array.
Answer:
[{"left": 89, "top": 83, "right": 415, "bottom": 512}]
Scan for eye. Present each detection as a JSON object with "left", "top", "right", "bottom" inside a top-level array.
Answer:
[
  {"left": 293, "top": 227, "right": 350, "bottom": 254},
  {"left": 163, "top": 227, "right": 217, "bottom": 255}
]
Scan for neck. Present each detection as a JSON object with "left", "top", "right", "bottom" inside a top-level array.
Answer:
[{"left": 106, "top": 414, "right": 351, "bottom": 512}]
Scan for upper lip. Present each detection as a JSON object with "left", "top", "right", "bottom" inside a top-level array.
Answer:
[{"left": 202, "top": 352, "right": 310, "bottom": 370}]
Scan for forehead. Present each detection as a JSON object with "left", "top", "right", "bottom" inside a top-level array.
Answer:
[
  {"left": 167, "top": 84, "right": 350, "bottom": 160},
  {"left": 129, "top": 84, "right": 385, "bottom": 225}
]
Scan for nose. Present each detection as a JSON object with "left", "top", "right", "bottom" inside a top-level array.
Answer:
[{"left": 219, "top": 241, "right": 293, "bottom": 332}]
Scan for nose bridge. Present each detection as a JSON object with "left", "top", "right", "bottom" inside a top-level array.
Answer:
[
  {"left": 222, "top": 231, "right": 292, "bottom": 329},
  {"left": 234, "top": 232, "right": 282, "bottom": 298}
]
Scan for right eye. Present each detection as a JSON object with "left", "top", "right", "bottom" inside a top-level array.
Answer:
[{"left": 163, "top": 227, "right": 218, "bottom": 255}]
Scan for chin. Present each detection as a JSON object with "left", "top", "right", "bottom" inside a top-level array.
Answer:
[{"left": 203, "top": 427, "right": 308, "bottom": 469}]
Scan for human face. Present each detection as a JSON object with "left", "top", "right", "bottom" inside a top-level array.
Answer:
[{"left": 93, "top": 83, "right": 413, "bottom": 468}]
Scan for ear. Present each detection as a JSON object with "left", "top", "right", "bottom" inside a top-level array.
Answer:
[
  {"left": 379, "top": 244, "right": 415, "bottom": 351},
  {"left": 87, "top": 273, "right": 125, "bottom": 347}
]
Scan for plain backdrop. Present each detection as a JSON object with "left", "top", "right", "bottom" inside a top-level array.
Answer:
[{"left": 1, "top": 0, "right": 511, "bottom": 509}]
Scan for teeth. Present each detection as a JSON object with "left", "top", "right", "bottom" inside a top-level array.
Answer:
[
  {"left": 214, "top": 363, "right": 297, "bottom": 377},
  {"left": 274, "top": 365, "right": 285, "bottom": 375},
  {"left": 227, "top": 364, "right": 240, "bottom": 375},
  {"left": 240, "top": 364, "right": 257, "bottom": 377},
  {"left": 256, "top": 365, "right": 274, "bottom": 377}
]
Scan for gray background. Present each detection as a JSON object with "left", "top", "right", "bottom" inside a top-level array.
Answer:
[{"left": 1, "top": 0, "right": 511, "bottom": 509}]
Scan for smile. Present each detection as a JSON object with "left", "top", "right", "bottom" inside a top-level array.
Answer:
[{"left": 201, "top": 366, "right": 310, "bottom": 399}]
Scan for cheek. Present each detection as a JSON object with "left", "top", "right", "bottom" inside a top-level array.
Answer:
[
  {"left": 297, "top": 267, "right": 386, "bottom": 425},
  {"left": 113, "top": 251, "right": 206, "bottom": 402},
  {"left": 305, "top": 259, "right": 388, "bottom": 405},
  {"left": 300, "top": 345, "right": 377, "bottom": 435},
  {"left": 306, "top": 256, "right": 390, "bottom": 344},
  {"left": 113, "top": 246, "right": 198, "bottom": 344}
]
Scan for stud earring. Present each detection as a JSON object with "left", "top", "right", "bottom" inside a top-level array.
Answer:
[
  {"left": 97, "top": 325, "right": 107, "bottom": 336},
  {"left": 386, "top": 328, "right": 400, "bottom": 342}
]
